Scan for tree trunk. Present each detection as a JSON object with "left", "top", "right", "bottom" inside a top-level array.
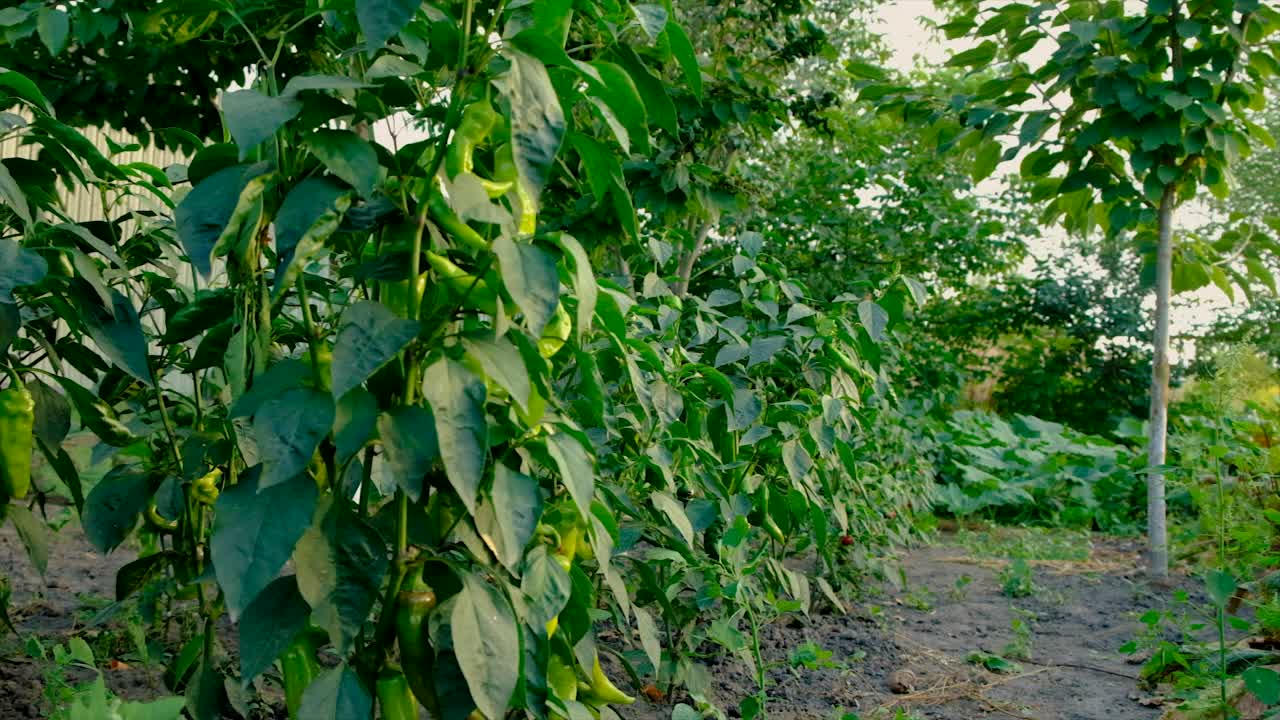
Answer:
[
  {"left": 673, "top": 222, "right": 713, "bottom": 297},
  {"left": 1146, "top": 184, "right": 1175, "bottom": 580}
]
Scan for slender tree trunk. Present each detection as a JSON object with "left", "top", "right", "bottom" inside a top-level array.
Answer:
[
  {"left": 673, "top": 222, "right": 713, "bottom": 297},
  {"left": 1146, "top": 184, "right": 1175, "bottom": 580}
]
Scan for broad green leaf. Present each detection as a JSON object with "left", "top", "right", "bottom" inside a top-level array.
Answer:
[
  {"left": 947, "top": 40, "right": 998, "bottom": 68},
  {"left": 211, "top": 469, "right": 317, "bottom": 619},
  {"left": 28, "top": 379, "right": 69, "bottom": 448},
  {"left": 356, "top": 0, "right": 418, "bottom": 49},
  {"left": 254, "top": 388, "right": 335, "bottom": 490},
  {"left": 973, "top": 140, "right": 1002, "bottom": 182},
  {"left": 0, "top": 238, "right": 46, "bottom": 301},
  {"left": 0, "top": 162, "right": 30, "bottom": 225},
  {"left": 662, "top": 22, "right": 702, "bottom": 99},
  {"left": 521, "top": 545, "right": 571, "bottom": 627},
  {"left": 238, "top": 575, "right": 310, "bottom": 684},
  {"left": 476, "top": 464, "right": 543, "bottom": 572},
  {"left": 748, "top": 335, "right": 786, "bottom": 367},
  {"left": 1204, "top": 569, "right": 1237, "bottom": 608},
  {"left": 553, "top": 233, "right": 597, "bottom": 341},
  {"left": 163, "top": 290, "right": 236, "bottom": 343},
  {"left": 1244, "top": 666, "right": 1280, "bottom": 705},
  {"left": 295, "top": 503, "right": 389, "bottom": 653},
  {"left": 118, "top": 697, "right": 187, "bottom": 720},
  {"left": 452, "top": 573, "right": 520, "bottom": 719},
  {"left": 229, "top": 359, "right": 311, "bottom": 418},
  {"left": 36, "top": 7, "right": 69, "bottom": 55},
  {"left": 858, "top": 300, "right": 889, "bottom": 341},
  {"left": 463, "top": 334, "right": 532, "bottom": 410},
  {"left": 116, "top": 552, "right": 174, "bottom": 602},
  {"left": 633, "top": 606, "right": 662, "bottom": 673},
  {"left": 782, "top": 440, "right": 813, "bottom": 485},
  {"left": 305, "top": 130, "right": 379, "bottom": 197},
  {"left": 612, "top": 45, "right": 677, "bottom": 137},
  {"left": 83, "top": 466, "right": 150, "bottom": 553},
  {"left": 334, "top": 388, "right": 379, "bottom": 466},
  {"left": 222, "top": 90, "right": 303, "bottom": 159},
  {"left": 0, "top": 69, "right": 52, "bottom": 113},
  {"left": 580, "top": 61, "right": 649, "bottom": 154},
  {"left": 85, "top": 290, "right": 152, "bottom": 383},
  {"left": 298, "top": 664, "right": 373, "bottom": 720},
  {"left": 422, "top": 358, "right": 488, "bottom": 513},
  {"left": 630, "top": 4, "right": 667, "bottom": 41},
  {"left": 282, "top": 75, "right": 371, "bottom": 95},
  {"left": 8, "top": 505, "right": 49, "bottom": 575},
  {"left": 500, "top": 49, "right": 566, "bottom": 204},
  {"left": 545, "top": 431, "right": 594, "bottom": 519},
  {"left": 273, "top": 178, "right": 350, "bottom": 296},
  {"left": 377, "top": 405, "right": 439, "bottom": 502},
  {"left": 494, "top": 235, "right": 561, "bottom": 336},
  {"left": 176, "top": 162, "right": 272, "bottom": 277},
  {"left": 652, "top": 492, "right": 694, "bottom": 546},
  {"left": 331, "top": 300, "right": 419, "bottom": 399}
]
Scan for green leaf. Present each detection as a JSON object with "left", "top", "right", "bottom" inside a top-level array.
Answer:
[
  {"left": 273, "top": 178, "right": 350, "bottom": 296},
  {"left": 652, "top": 492, "right": 693, "bottom": 546},
  {"left": 332, "top": 300, "right": 419, "bottom": 399},
  {"left": 630, "top": 4, "right": 667, "bottom": 41},
  {"left": 222, "top": 90, "right": 303, "bottom": 159},
  {"left": 662, "top": 22, "right": 702, "bottom": 100},
  {"left": 494, "top": 235, "right": 561, "bottom": 336},
  {"left": 305, "top": 130, "right": 379, "bottom": 197},
  {"left": 0, "top": 238, "right": 47, "bottom": 301},
  {"left": 211, "top": 469, "right": 317, "bottom": 619},
  {"left": 521, "top": 545, "right": 571, "bottom": 627},
  {"left": 501, "top": 49, "right": 567, "bottom": 205},
  {"left": 116, "top": 552, "right": 173, "bottom": 602},
  {"left": 254, "top": 388, "right": 335, "bottom": 490},
  {"left": 377, "top": 405, "right": 439, "bottom": 502},
  {"left": 545, "top": 431, "right": 594, "bottom": 520},
  {"left": 463, "top": 334, "right": 532, "bottom": 410},
  {"left": 422, "top": 358, "right": 488, "bottom": 513},
  {"left": 117, "top": 697, "right": 187, "bottom": 720},
  {"left": 612, "top": 45, "right": 677, "bottom": 138},
  {"left": 0, "top": 69, "right": 52, "bottom": 113},
  {"left": 476, "top": 463, "right": 543, "bottom": 572},
  {"left": 858, "top": 300, "right": 889, "bottom": 341},
  {"left": 947, "top": 40, "right": 998, "bottom": 68},
  {"left": 452, "top": 573, "right": 520, "bottom": 720},
  {"left": 85, "top": 290, "right": 153, "bottom": 383},
  {"left": 581, "top": 61, "right": 649, "bottom": 154},
  {"left": 356, "top": 0, "right": 418, "bottom": 49},
  {"left": 176, "top": 162, "right": 273, "bottom": 277},
  {"left": 28, "top": 379, "right": 69, "bottom": 448},
  {"left": 334, "top": 388, "right": 379, "bottom": 466},
  {"left": 782, "top": 440, "right": 813, "bottom": 485},
  {"left": 36, "top": 7, "right": 69, "bottom": 55},
  {"left": 83, "top": 466, "right": 150, "bottom": 553},
  {"left": 1205, "top": 569, "right": 1237, "bottom": 608},
  {"left": 282, "top": 75, "right": 371, "bottom": 96},
  {"left": 298, "top": 664, "right": 373, "bottom": 720},
  {"left": 1244, "top": 666, "right": 1280, "bottom": 705},
  {"left": 238, "top": 575, "right": 310, "bottom": 684},
  {"left": 555, "top": 235, "right": 596, "bottom": 339},
  {"left": 8, "top": 505, "right": 49, "bottom": 575},
  {"left": 163, "top": 290, "right": 236, "bottom": 343},
  {"left": 0, "top": 162, "right": 30, "bottom": 225},
  {"left": 295, "top": 503, "right": 389, "bottom": 653},
  {"left": 973, "top": 140, "right": 1002, "bottom": 183}
]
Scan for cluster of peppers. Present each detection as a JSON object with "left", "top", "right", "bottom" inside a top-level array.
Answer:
[{"left": 0, "top": 374, "right": 34, "bottom": 507}]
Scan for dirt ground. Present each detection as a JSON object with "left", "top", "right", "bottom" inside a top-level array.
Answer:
[
  {"left": 1, "top": 524, "right": 1173, "bottom": 720},
  {"left": 620, "top": 532, "right": 1169, "bottom": 720}
]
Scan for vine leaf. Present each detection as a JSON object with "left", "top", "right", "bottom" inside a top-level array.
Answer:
[
  {"left": 377, "top": 405, "right": 439, "bottom": 502},
  {"left": 294, "top": 502, "right": 389, "bottom": 653},
  {"left": 83, "top": 466, "right": 150, "bottom": 553},
  {"left": 222, "top": 90, "right": 303, "bottom": 158},
  {"left": 500, "top": 49, "right": 566, "bottom": 205},
  {"left": 356, "top": 0, "right": 418, "bottom": 49},
  {"left": 494, "top": 235, "right": 560, "bottom": 336},
  {"left": 476, "top": 464, "right": 542, "bottom": 572},
  {"left": 544, "top": 431, "right": 594, "bottom": 520}
]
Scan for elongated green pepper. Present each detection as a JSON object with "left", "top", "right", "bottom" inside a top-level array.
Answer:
[
  {"left": 280, "top": 631, "right": 321, "bottom": 720},
  {"left": 0, "top": 381, "right": 35, "bottom": 503},
  {"left": 445, "top": 101, "right": 499, "bottom": 180},
  {"left": 376, "top": 666, "right": 418, "bottom": 720},
  {"left": 396, "top": 565, "right": 440, "bottom": 716}
]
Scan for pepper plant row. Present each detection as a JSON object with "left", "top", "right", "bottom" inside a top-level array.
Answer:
[{"left": 0, "top": 1, "right": 929, "bottom": 718}]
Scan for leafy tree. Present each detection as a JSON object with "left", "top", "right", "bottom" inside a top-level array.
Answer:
[{"left": 889, "top": 0, "right": 1280, "bottom": 578}]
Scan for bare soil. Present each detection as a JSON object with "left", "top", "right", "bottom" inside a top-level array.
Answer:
[
  {"left": 620, "top": 533, "right": 1172, "bottom": 720},
  {"left": 1, "top": 524, "right": 1175, "bottom": 720}
]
